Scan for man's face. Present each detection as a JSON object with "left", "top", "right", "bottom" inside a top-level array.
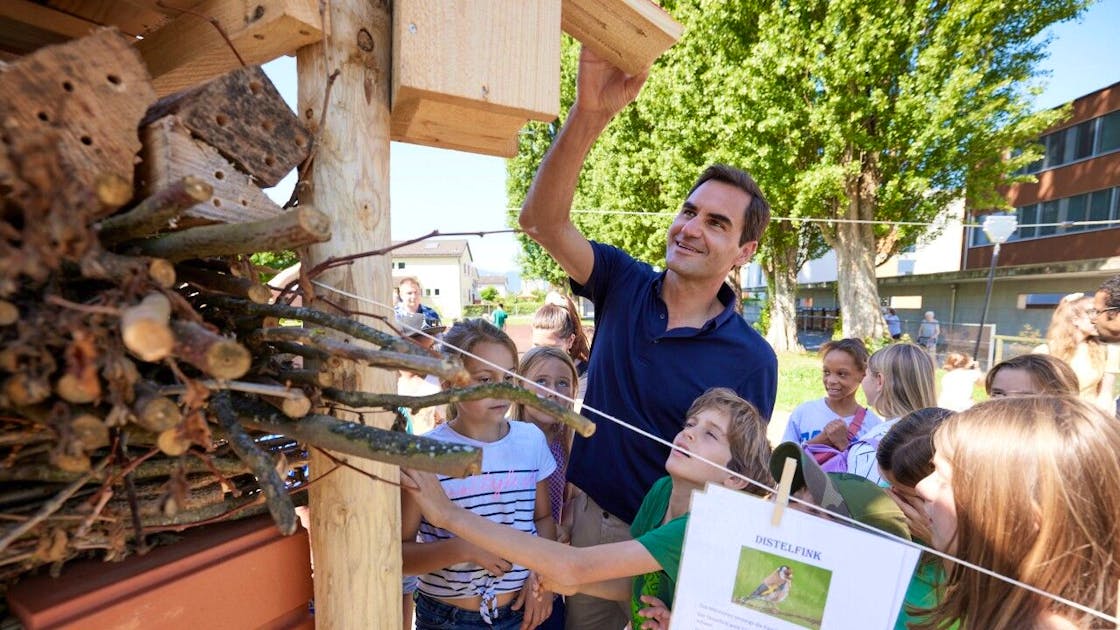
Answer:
[
  {"left": 665, "top": 180, "right": 757, "bottom": 282},
  {"left": 399, "top": 283, "right": 421, "bottom": 311},
  {"left": 1093, "top": 290, "right": 1120, "bottom": 343}
]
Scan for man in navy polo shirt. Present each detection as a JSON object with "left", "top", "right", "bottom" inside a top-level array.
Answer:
[{"left": 519, "top": 46, "right": 777, "bottom": 628}]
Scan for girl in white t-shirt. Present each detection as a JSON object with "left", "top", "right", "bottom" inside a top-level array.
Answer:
[
  {"left": 847, "top": 343, "right": 938, "bottom": 484},
  {"left": 782, "top": 339, "right": 882, "bottom": 449},
  {"left": 402, "top": 319, "right": 557, "bottom": 629}
]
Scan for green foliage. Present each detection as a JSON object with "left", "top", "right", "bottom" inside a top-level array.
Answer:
[
  {"left": 251, "top": 250, "right": 299, "bottom": 282},
  {"left": 463, "top": 304, "right": 492, "bottom": 318},
  {"left": 479, "top": 287, "right": 499, "bottom": 303},
  {"left": 752, "top": 298, "right": 771, "bottom": 336}
]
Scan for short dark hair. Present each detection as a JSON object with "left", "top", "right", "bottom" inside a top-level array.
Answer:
[
  {"left": 876, "top": 407, "right": 953, "bottom": 487},
  {"left": 687, "top": 164, "right": 770, "bottom": 245},
  {"left": 819, "top": 338, "right": 870, "bottom": 373},
  {"left": 1099, "top": 274, "right": 1120, "bottom": 309}
]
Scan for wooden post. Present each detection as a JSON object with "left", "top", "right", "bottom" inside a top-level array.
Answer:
[{"left": 296, "top": 1, "right": 398, "bottom": 628}]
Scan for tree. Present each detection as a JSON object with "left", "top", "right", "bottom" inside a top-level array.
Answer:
[{"left": 479, "top": 286, "right": 499, "bottom": 303}]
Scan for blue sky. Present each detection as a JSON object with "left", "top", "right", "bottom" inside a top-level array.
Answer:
[{"left": 265, "top": 0, "right": 1120, "bottom": 274}]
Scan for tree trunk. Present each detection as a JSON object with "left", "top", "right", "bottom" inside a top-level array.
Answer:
[
  {"left": 835, "top": 169, "right": 886, "bottom": 340},
  {"left": 764, "top": 253, "right": 802, "bottom": 352},
  {"left": 296, "top": 1, "right": 398, "bottom": 626}
]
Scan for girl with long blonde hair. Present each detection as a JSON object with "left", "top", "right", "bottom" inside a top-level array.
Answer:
[
  {"left": 1033, "top": 292, "right": 1113, "bottom": 408},
  {"left": 915, "top": 396, "right": 1120, "bottom": 628}
]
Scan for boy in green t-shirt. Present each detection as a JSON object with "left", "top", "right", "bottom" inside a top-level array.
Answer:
[
  {"left": 492, "top": 303, "right": 508, "bottom": 329},
  {"left": 400, "top": 388, "right": 774, "bottom": 627}
]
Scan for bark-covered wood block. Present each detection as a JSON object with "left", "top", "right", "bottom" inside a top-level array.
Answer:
[
  {"left": 139, "top": 115, "right": 285, "bottom": 226},
  {"left": 0, "top": 27, "right": 155, "bottom": 217},
  {"left": 143, "top": 66, "right": 310, "bottom": 187}
]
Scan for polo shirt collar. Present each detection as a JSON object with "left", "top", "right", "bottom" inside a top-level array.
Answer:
[{"left": 651, "top": 273, "right": 738, "bottom": 336}]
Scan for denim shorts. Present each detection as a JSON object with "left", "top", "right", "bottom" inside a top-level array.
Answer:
[{"left": 414, "top": 591, "right": 523, "bottom": 629}]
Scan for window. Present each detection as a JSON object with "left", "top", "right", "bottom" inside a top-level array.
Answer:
[
  {"left": 395, "top": 261, "right": 406, "bottom": 269},
  {"left": 1018, "top": 293, "right": 1069, "bottom": 309},
  {"left": 971, "top": 187, "right": 1119, "bottom": 248},
  {"left": 424, "top": 288, "right": 431, "bottom": 296},
  {"left": 1088, "top": 189, "right": 1112, "bottom": 225},
  {"left": 1045, "top": 129, "right": 1065, "bottom": 168},
  {"left": 890, "top": 296, "right": 923, "bottom": 309},
  {"left": 1064, "top": 194, "right": 1087, "bottom": 233},
  {"left": 1100, "top": 110, "right": 1120, "bottom": 154},
  {"left": 1070, "top": 120, "right": 1096, "bottom": 161},
  {"left": 1037, "top": 200, "right": 1060, "bottom": 237},
  {"left": 1015, "top": 204, "right": 1038, "bottom": 240}
]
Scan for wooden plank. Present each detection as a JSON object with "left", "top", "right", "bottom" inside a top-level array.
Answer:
[
  {"left": 562, "top": 0, "right": 683, "bottom": 75},
  {"left": 139, "top": 116, "right": 285, "bottom": 226},
  {"left": 391, "top": 97, "right": 522, "bottom": 158},
  {"left": 136, "top": 0, "right": 325, "bottom": 97},
  {"left": 296, "top": 0, "right": 398, "bottom": 624},
  {"left": 0, "top": 28, "right": 154, "bottom": 215},
  {"left": 143, "top": 66, "right": 311, "bottom": 187},
  {"left": 0, "top": 1, "right": 99, "bottom": 55},
  {"left": 45, "top": 0, "right": 208, "bottom": 36}
]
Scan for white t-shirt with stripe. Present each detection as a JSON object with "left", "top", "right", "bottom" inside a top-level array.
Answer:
[{"left": 416, "top": 420, "right": 556, "bottom": 602}]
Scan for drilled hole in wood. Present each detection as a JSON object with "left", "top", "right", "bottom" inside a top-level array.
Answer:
[
  {"left": 37, "top": 112, "right": 49, "bottom": 122},
  {"left": 62, "top": 81, "right": 74, "bottom": 92},
  {"left": 295, "top": 136, "right": 307, "bottom": 148},
  {"left": 106, "top": 74, "right": 121, "bottom": 86},
  {"left": 215, "top": 114, "right": 229, "bottom": 126},
  {"left": 249, "top": 81, "right": 263, "bottom": 95},
  {"left": 213, "top": 198, "right": 222, "bottom": 207},
  {"left": 80, "top": 136, "right": 92, "bottom": 146},
  {"left": 261, "top": 120, "right": 274, "bottom": 132},
  {"left": 253, "top": 34, "right": 265, "bottom": 41},
  {"left": 299, "top": 29, "right": 310, "bottom": 36},
  {"left": 240, "top": 199, "right": 248, "bottom": 206},
  {"left": 264, "top": 156, "right": 276, "bottom": 167},
  {"left": 214, "top": 171, "right": 225, "bottom": 180}
]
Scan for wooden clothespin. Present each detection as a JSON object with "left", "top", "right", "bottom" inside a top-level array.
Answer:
[{"left": 770, "top": 456, "right": 798, "bottom": 526}]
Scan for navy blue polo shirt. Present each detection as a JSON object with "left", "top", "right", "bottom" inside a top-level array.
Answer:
[{"left": 569, "top": 242, "right": 777, "bottom": 523}]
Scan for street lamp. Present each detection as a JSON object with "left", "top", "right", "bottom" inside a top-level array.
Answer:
[{"left": 972, "top": 214, "right": 1018, "bottom": 363}]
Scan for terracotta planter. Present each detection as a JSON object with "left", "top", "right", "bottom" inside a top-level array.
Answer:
[{"left": 7, "top": 514, "right": 313, "bottom": 629}]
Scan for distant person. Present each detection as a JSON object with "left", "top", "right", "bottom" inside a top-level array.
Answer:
[
  {"left": 1033, "top": 292, "right": 1114, "bottom": 409},
  {"left": 1092, "top": 274, "right": 1120, "bottom": 343},
  {"left": 491, "top": 302, "right": 508, "bottom": 330},
  {"left": 517, "top": 47, "right": 779, "bottom": 630},
  {"left": 936, "top": 352, "right": 983, "bottom": 411},
  {"left": 985, "top": 353, "right": 1080, "bottom": 398},
  {"left": 395, "top": 311, "right": 447, "bottom": 434},
  {"left": 531, "top": 303, "right": 590, "bottom": 377},
  {"left": 396, "top": 277, "right": 442, "bottom": 329},
  {"left": 916, "top": 311, "right": 940, "bottom": 356},
  {"left": 883, "top": 308, "right": 902, "bottom": 340},
  {"left": 847, "top": 343, "right": 937, "bottom": 484}
]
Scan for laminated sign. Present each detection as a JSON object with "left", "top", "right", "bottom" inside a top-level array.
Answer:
[{"left": 672, "top": 485, "right": 920, "bottom": 629}]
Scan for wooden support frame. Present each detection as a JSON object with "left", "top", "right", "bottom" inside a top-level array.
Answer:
[
  {"left": 136, "top": 0, "right": 326, "bottom": 97},
  {"left": 561, "top": 0, "right": 683, "bottom": 75}
]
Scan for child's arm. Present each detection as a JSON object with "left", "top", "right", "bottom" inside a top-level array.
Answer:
[
  {"left": 402, "top": 468, "right": 660, "bottom": 586},
  {"left": 401, "top": 479, "right": 513, "bottom": 576}
]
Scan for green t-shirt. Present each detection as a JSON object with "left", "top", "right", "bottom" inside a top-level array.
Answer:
[
  {"left": 630, "top": 476, "right": 689, "bottom": 627},
  {"left": 492, "top": 308, "right": 508, "bottom": 329},
  {"left": 895, "top": 559, "right": 956, "bottom": 629}
]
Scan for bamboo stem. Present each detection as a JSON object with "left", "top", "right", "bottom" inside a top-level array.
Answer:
[
  {"left": 130, "top": 207, "right": 331, "bottom": 262},
  {"left": 232, "top": 396, "right": 482, "bottom": 477},
  {"left": 96, "top": 176, "right": 213, "bottom": 245}
]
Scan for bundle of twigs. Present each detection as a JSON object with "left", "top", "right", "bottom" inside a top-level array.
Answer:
[{"left": 0, "top": 28, "right": 593, "bottom": 585}]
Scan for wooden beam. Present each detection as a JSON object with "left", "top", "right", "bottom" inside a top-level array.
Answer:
[
  {"left": 297, "top": 0, "right": 398, "bottom": 626},
  {"left": 136, "top": 0, "right": 325, "bottom": 97},
  {"left": 390, "top": 97, "right": 523, "bottom": 158},
  {"left": 45, "top": 0, "right": 207, "bottom": 36},
  {"left": 562, "top": 0, "right": 683, "bottom": 75},
  {"left": 0, "top": 1, "right": 99, "bottom": 55}
]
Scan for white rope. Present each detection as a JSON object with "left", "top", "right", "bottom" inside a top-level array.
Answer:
[{"left": 310, "top": 278, "right": 1117, "bottom": 624}]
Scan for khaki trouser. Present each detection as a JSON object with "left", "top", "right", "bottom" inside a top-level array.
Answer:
[{"left": 564, "top": 491, "right": 633, "bottom": 630}]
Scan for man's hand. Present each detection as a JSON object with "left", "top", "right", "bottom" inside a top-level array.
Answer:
[
  {"left": 573, "top": 46, "right": 650, "bottom": 123},
  {"left": 513, "top": 573, "right": 553, "bottom": 629},
  {"left": 636, "top": 595, "right": 672, "bottom": 629},
  {"left": 399, "top": 467, "right": 455, "bottom": 528}
]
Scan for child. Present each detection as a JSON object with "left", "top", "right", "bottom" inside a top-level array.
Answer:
[
  {"left": 402, "top": 319, "right": 557, "bottom": 629},
  {"left": 915, "top": 396, "right": 1120, "bottom": 628},
  {"left": 781, "top": 339, "right": 882, "bottom": 460},
  {"left": 401, "top": 388, "right": 773, "bottom": 630},
  {"left": 985, "top": 353, "right": 1079, "bottom": 398},
  {"left": 875, "top": 407, "right": 956, "bottom": 630},
  {"left": 1033, "top": 292, "right": 1114, "bottom": 408},
  {"left": 512, "top": 346, "right": 579, "bottom": 529},
  {"left": 847, "top": 343, "right": 937, "bottom": 484},
  {"left": 530, "top": 302, "right": 590, "bottom": 377},
  {"left": 936, "top": 352, "right": 983, "bottom": 411},
  {"left": 511, "top": 346, "right": 580, "bottom": 629}
]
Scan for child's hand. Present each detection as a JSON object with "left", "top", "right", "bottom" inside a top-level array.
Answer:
[
  {"left": 636, "top": 595, "right": 671, "bottom": 629},
  {"left": 460, "top": 540, "right": 514, "bottom": 577},
  {"left": 889, "top": 487, "right": 932, "bottom": 544},
  {"left": 512, "top": 572, "right": 553, "bottom": 629},
  {"left": 399, "top": 467, "right": 454, "bottom": 527},
  {"left": 806, "top": 419, "right": 848, "bottom": 450}
]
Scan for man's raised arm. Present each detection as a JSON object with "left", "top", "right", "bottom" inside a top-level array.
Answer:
[{"left": 519, "top": 47, "right": 649, "bottom": 286}]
